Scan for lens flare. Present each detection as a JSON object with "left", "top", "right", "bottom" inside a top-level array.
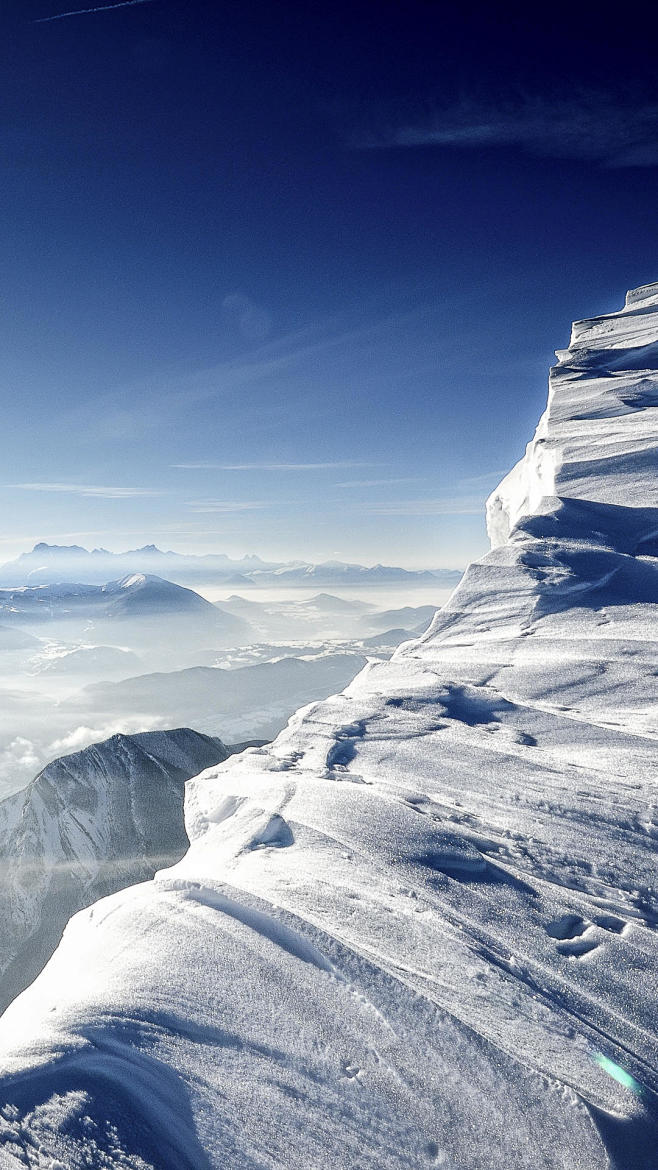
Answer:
[{"left": 593, "top": 1053, "right": 644, "bottom": 1095}]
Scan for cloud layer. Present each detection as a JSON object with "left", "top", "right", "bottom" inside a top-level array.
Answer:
[
  {"left": 174, "top": 462, "right": 376, "bottom": 472},
  {"left": 366, "top": 497, "right": 484, "bottom": 516},
  {"left": 185, "top": 500, "right": 267, "bottom": 514},
  {"left": 360, "top": 92, "right": 658, "bottom": 168},
  {"left": 11, "top": 483, "right": 162, "bottom": 499}
]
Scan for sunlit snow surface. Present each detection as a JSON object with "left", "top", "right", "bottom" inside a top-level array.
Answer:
[{"left": 1, "top": 285, "right": 658, "bottom": 1168}]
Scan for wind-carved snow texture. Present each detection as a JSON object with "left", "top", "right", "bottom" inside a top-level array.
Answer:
[
  {"left": 0, "top": 285, "right": 657, "bottom": 1168},
  {"left": 0, "top": 729, "right": 231, "bottom": 1014}
]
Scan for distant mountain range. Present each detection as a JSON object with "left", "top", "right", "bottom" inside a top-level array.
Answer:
[
  {"left": 0, "top": 542, "right": 462, "bottom": 588},
  {"left": 247, "top": 561, "right": 456, "bottom": 586}
]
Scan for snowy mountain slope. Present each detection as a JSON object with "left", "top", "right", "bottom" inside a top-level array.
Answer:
[
  {"left": 297, "top": 592, "right": 373, "bottom": 612},
  {"left": 0, "top": 576, "right": 252, "bottom": 662},
  {"left": 360, "top": 624, "right": 422, "bottom": 651},
  {"left": 65, "top": 652, "right": 368, "bottom": 743},
  {"left": 100, "top": 572, "right": 220, "bottom": 617},
  {"left": 35, "top": 644, "right": 142, "bottom": 677},
  {"left": 360, "top": 602, "right": 439, "bottom": 631},
  {"left": 0, "top": 573, "right": 247, "bottom": 626},
  {"left": 1, "top": 284, "right": 657, "bottom": 1168},
  {"left": 214, "top": 593, "right": 375, "bottom": 641},
  {"left": 0, "top": 729, "right": 231, "bottom": 1014}
]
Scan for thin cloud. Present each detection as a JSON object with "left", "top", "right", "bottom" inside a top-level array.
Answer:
[
  {"left": 174, "top": 461, "right": 377, "bottom": 472},
  {"left": 49, "top": 716, "right": 165, "bottom": 756},
  {"left": 456, "top": 470, "right": 507, "bottom": 491},
  {"left": 359, "top": 91, "right": 658, "bottom": 168},
  {"left": 71, "top": 299, "right": 445, "bottom": 441},
  {"left": 185, "top": 499, "right": 268, "bottom": 514},
  {"left": 336, "top": 477, "right": 424, "bottom": 489},
  {"left": 11, "top": 482, "right": 162, "bottom": 499},
  {"left": 222, "top": 293, "right": 272, "bottom": 343},
  {"left": 366, "top": 497, "right": 483, "bottom": 516},
  {"left": 34, "top": 0, "right": 154, "bottom": 23}
]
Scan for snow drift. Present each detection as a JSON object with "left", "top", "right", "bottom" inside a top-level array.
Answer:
[{"left": 0, "top": 284, "right": 657, "bottom": 1169}]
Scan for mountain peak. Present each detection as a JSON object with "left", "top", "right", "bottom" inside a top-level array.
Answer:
[
  {"left": 117, "top": 572, "right": 148, "bottom": 589},
  {"left": 30, "top": 541, "right": 88, "bottom": 555}
]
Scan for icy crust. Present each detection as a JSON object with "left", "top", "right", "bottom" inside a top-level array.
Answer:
[
  {"left": 487, "top": 280, "right": 658, "bottom": 546},
  {"left": 1, "top": 287, "right": 658, "bottom": 1169}
]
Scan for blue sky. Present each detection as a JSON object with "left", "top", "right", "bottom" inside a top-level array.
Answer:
[{"left": 2, "top": 1, "right": 658, "bottom": 567}]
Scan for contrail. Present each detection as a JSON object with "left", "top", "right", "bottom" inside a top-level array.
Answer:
[{"left": 35, "top": 0, "right": 154, "bottom": 23}]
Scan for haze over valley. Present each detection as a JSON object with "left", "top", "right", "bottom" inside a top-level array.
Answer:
[{"left": 0, "top": 547, "right": 455, "bottom": 796}]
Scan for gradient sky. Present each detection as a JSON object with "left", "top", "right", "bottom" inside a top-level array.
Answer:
[{"left": 2, "top": 1, "right": 658, "bottom": 567}]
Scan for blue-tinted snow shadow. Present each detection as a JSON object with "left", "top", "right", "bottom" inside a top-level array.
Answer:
[
  {"left": 588, "top": 1097, "right": 658, "bottom": 1170},
  {"left": 415, "top": 850, "right": 537, "bottom": 896},
  {"left": 0, "top": 1017, "right": 216, "bottom": 1170},
  {"left": 559, "top": 341, "right": 658, "bottom": 374},
  {"left": 386, "top": 685, "right": 515, "bottom": 725},
  {"left": 515, "top": 499, "right": 658, "bottom": 613}
]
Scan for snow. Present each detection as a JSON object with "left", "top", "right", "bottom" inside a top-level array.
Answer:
[
  {"left": 117, "top": 573, "right": 147, "bottom": 589},
  {"left": 487, "top": 288, "right": 658, "bottom": 545},
  {"left": 0, "top": 283, "right": 657, "bottom": 1168}
]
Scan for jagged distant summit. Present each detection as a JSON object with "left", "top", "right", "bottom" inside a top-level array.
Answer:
[
  {"left": 31, "top": 541, "right": 87, "bottom": 554},
  {"left": 2, "top": 284, "right": 657, "bottom": 1167},
  {"left": 0, "top": 542, "right": 461, "bottom": 588}
]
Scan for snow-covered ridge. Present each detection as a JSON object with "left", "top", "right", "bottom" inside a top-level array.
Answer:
[
  {"left": 487, "top": 279, "right": 658, "bottom": 546},
  {"left": 0, "top": 285, "right": 657, "bottom": 1168},
  {"left": 625, "top": 280, "right": 658, "bottom": 308}
]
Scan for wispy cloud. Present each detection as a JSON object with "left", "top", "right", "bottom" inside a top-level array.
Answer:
[
  {"left": 359, "top": 91, "right": 658, "bottom": 168},
  {"left": 366, "top": 497, "right": 483, "bottom": 516},
  {"left": 48, "top": 717, "right": 165, "bottom": 756},
  {"left": 73, "top": 297, "right": 444, "bottom": 443},
  {"left": 185, "top": 499, "right": 268, "bottom": 514},
  {"left": 336, "top": 477, "right": 424, "bottom": 489},
  {"left": 174, "top": 461, "right": 377, "bottom": 472},
  {"left": 456, "top": 470, "right": 506, "bottom": 491},
  {"left": 222, "top": 293, "right": 272, "bottom": 343},
  {"left": 11, "top": 482, "right": 162, "bottom": 499},
  {"left": 34, "top": 0, "right": 154, "bottom": 23}
]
